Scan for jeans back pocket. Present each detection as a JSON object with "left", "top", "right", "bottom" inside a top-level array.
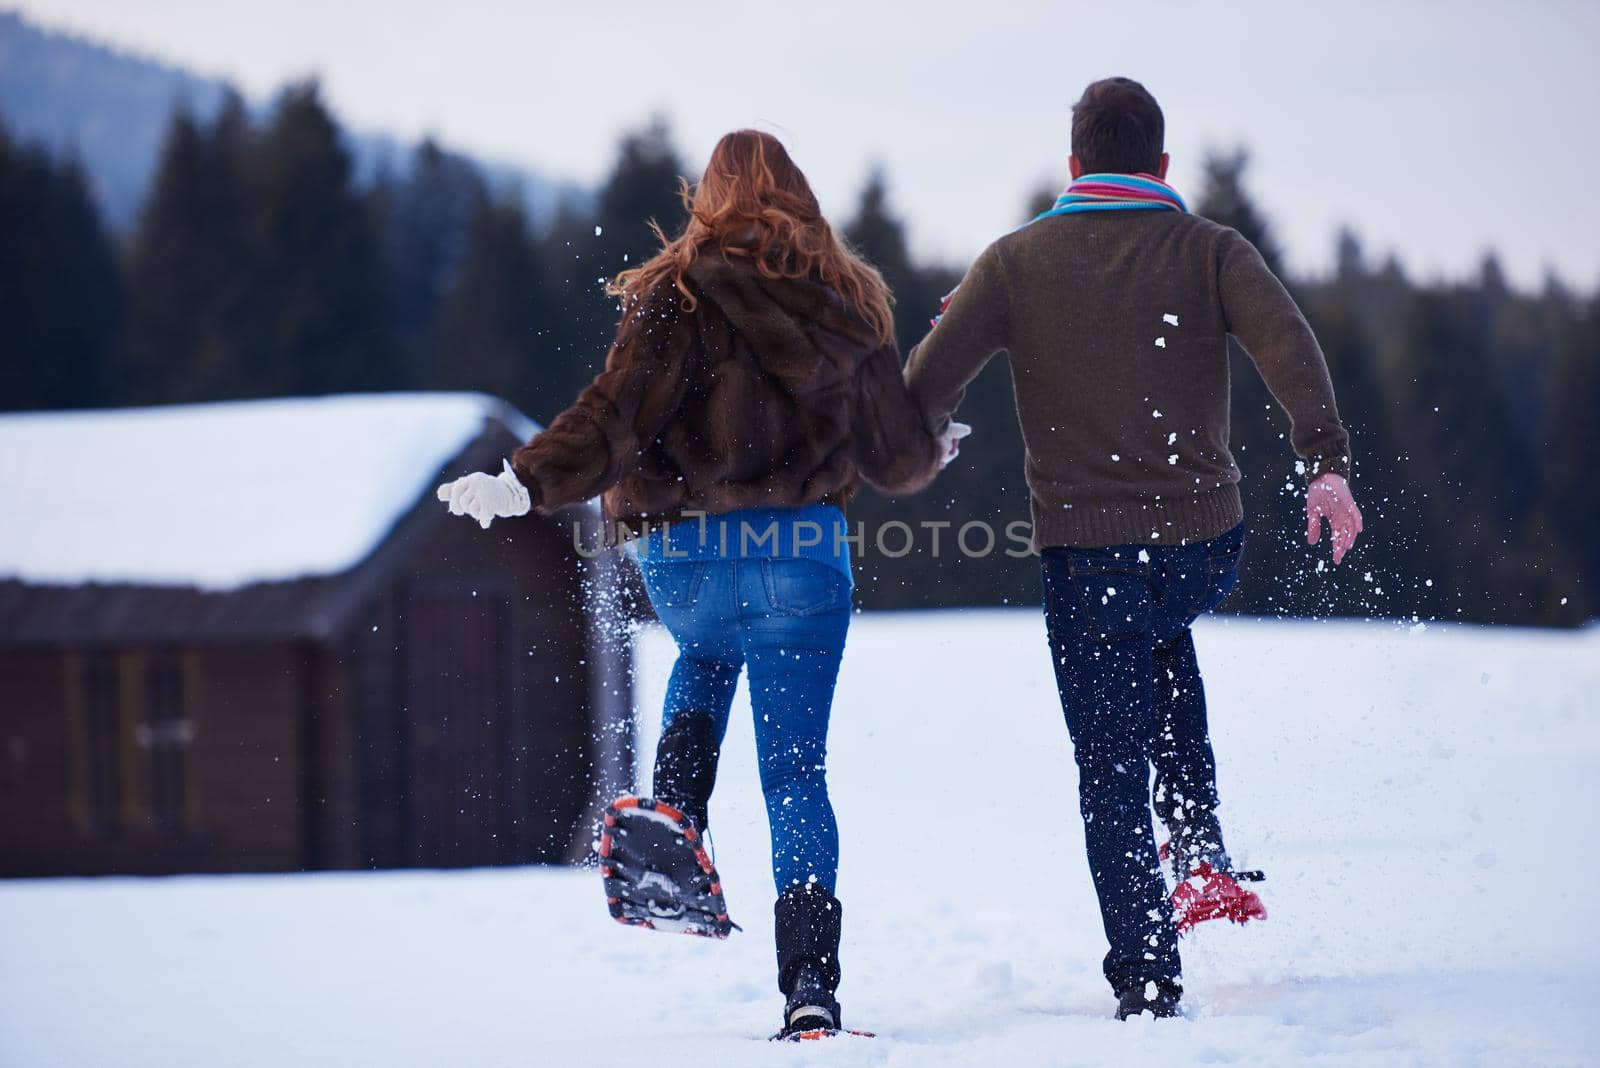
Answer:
[
  {"left": 639, "top": 560, "right": 707, "bottom": 609},
  {"left": 1194, "top": 553, "right": 1241, "bottom": 615},
  {"left": 1065, "top": 557, "right": 1153, "bottom": 641},
  {"left": 760, "top": 559, "right": 851, "bottom": 616},
  {"left": 1194, "top": 530, "right": 1246, "bottom": 615}
]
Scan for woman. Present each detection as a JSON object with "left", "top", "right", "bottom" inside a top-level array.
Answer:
[{"left": 436, "top": 130, "right": 957, "bottom": 1038}]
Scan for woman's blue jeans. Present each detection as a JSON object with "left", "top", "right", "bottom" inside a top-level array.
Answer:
[{"left": 638, "top": 557, "right": 851, "bottom": 893}]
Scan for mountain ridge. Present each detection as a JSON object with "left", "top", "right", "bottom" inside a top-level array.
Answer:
[{"left": 0, "top": 9, "right": 584, "bottom": 233}]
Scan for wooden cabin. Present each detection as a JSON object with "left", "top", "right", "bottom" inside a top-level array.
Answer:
[{"left": 0, "top": 393, "right": 635, "bottom": 876}]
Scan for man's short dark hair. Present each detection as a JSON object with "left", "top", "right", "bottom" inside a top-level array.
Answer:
[{"left": 1071, "top": 77, "right": 1165, "bottom": 175}]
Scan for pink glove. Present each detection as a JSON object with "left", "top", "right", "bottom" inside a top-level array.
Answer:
[{"left": 1306, "top": 472, "right": 1363, "bottom": 565}]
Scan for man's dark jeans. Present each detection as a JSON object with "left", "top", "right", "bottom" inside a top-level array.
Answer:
[{"left": 1039, "top": 523, "right": 1245, "bottom": 994}]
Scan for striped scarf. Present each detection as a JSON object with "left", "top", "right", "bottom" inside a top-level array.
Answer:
[
  {"left": 1028, "top": 172, "right": 1187, "bottom": 223},
  {"left": 930, "top": 173, "right": 1188, "bottom": 326}
]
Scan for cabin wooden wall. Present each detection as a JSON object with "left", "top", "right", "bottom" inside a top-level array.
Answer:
[
  {"left": 0, "top": 649, "right": 75, "bottom": 872},
  {"left": 324, "top": 481, "right": 604, "bottom": 870},
  {"left": 0, "top": 643, "right": 308, "bottom": 875}
]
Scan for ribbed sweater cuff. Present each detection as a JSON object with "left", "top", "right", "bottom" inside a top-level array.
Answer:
[
  {"left": 1029, "top": 483, "right": 1244, "bottom": 551},
  {"left": 1306, "top": 454, "right": 1351, "bottom": 482}
]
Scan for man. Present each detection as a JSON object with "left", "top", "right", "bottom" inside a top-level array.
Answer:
[{"left": 905, "top": 76, "right": 1363, "bottom": 1020}]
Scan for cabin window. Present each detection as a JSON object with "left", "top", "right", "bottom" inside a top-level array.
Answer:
[
  {"left": 83, "top": 652, "right": 121, "bottom": 836},
  {"left": 140, "top": 651, "right": 191, "bottom": 834}
]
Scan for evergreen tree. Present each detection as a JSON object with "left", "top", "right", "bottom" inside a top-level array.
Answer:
[
  {"left": 841, "top": 173, "right": 1036, "bottom": 610},
  {"left": 594, "top": 117, "right": 688, "bottom": 265},
  {"left": 535, "top": 116, "right": 687, "bottom": 414},
  {"left": 1542, "top": 295, "right": 1600, "bottom": 618},
  {"left": 0, "top": 120, "right": 120, "bottom": 411},
  {"left": 1195, "top": 150, "right": 1326, "bottom": 617},
  {"left": 1384, "top": 286, "right": 1540, "bottom": 621},
  {"left": 374, "top": 139, "right": 488, "bottom": 389},
  {"left": 433, "top": 194, "right": 549, "bottom": 409},
  {"left": 1196, "top": 149, "right": 1284, "bottom": 274},
  {"left": 1482, "top": 255, "right": 1566, "bottom": 461},
  {"left": 247, "top": 82, "right": 391, "bottom": 396},
  {"left": 1334, "top": 228, "right": 1365, "bottom": 283},
  {"left": 843, "top": 169, "right": 938, "bottom": 350},
  {"left": 120, "top": 92, "right": 253, "bottom": 403},
  {"left": 1301, "top": 269, "right": 1429, "bottom": 619}
]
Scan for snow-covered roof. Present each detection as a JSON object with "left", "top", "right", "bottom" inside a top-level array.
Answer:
[{"left": 0, "top": 393, "right": 539, "bottom": 591}]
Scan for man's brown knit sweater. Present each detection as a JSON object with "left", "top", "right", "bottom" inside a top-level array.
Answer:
[{"left": 905, "top": 210, "right": 1350, "bottom": 550}]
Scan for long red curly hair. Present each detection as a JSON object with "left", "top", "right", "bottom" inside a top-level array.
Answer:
[{"left": 607, "top": 129, "right": 895, "bottom": 343}]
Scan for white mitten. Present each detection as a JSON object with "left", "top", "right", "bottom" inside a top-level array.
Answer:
[
  {"left": 938, "top": 421, "right": 973, "bottom": 469},
  {"left": 436, "top": 459, "right": 532, "bottom": 529}
]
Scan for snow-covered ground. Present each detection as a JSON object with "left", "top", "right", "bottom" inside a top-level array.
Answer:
[{"left": 3, "top": 612, "right": 1596, "bottom": 1066}]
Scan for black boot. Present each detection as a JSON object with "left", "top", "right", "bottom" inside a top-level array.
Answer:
[
  {"left": 1115, "top": 979, "right": 1183, "bottom": 1020},
  {"left": 774, "top": 884, "right": 843, "bottom": 1037},
  {"left": 651, "top": 711, "right": 720, "bottom": 831}
]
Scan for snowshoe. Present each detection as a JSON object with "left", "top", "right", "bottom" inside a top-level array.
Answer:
[
  {"left": 597, "top": 795, "right": 734, "bottom": 939},
  {"left": 1168, "top": 860, "right": 1267, "bottom": 934},
  {"left": 770, "top": 1026, "right": 876, "bottom": 1042}
]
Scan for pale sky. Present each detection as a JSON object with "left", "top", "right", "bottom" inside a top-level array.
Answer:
[{"left": 19, "top": 0, "right": 1600, "bottom": 289}]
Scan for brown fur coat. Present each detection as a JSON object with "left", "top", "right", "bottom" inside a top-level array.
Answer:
[{"left": 511, "top": 254, "right": 941, "bottom": 528}]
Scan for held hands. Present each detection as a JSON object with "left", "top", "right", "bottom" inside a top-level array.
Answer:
[
  {"left": 938, "top": 422, "right": 973, "bottom": 469},
  {"left": 436, "top": 459, "right": 532, "bottom": 529},
  {"left": 1306, "top": 472, "right": 1363, "bottom": 565}
]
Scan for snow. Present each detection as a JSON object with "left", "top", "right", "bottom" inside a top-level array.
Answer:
[
  {"left": 0, "top": 393, "right": 534, "bottom": 590},
  {"left": 2, "top": 612, "right": 1596, "bottom": 1065}
]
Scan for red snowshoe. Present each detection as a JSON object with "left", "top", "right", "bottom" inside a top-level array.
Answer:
[
  {"left": 597, "top": 795, "right": 734, "bottom": 939},
  {"left": 771, "top": 1026, "right": 876, "bottom": 1042},
  {"left": 1167, "top": 858, "right": 1267, "bottom": 933}
]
